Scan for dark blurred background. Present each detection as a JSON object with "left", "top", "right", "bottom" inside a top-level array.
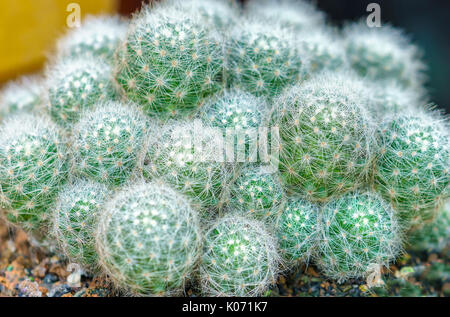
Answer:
[{"left": 121, "top": 0, "right": 450, "bottom": 114}]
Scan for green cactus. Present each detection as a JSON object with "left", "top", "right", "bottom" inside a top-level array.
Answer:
[
  {"left": 46, "top": 56, "right": 116, "bottom": 126},
  {"left": 408, "top": 200, "right": 450, "bottom": 253},
  {"left": 315, "top": 192, "right": 402, "bottom": 283},
  {"left": 276, "top": 197, "right": 319, "bottom": 264},
  {"left": 271, "top": 72, "right": 375, "bottom": 202},
  {"left": 56, "top": 15, "right": 127, "bottom": 63},
  {"left": 0, "top": 76, "right": 43, "bottom": 121},
  {"left": 245, "top": 0, "right": 325, "bottom": 31},
  {"left": 374, "top": 112, "right": 450, "bottom": 228},
  {"left": 114, "top": 3, "right": 225, "bottom": 118},
  {"left": 225, "top": 17, "right": 305, "bottom": 99},
  {"left": 51, "top": 179, "right": 109, "bottom": 271},
  {"left": 72, "top": 101, "right": 149, "bottom": 187},
  {"left": 200, "top": 215, "right": 280, "bottom": 296},
  {"left": 144, "top": 119, "right": 230, "bottom": 212},
  {"left": 96, "top": 181, "right": 202, "bottom": 296},
  {"left": 344, "top": 21, "right": 425, "bottom": 88},
  {"left": 0, "top": 114, "right": 68, "bottom": 234},
  {"left": 227, "top": 165, "right": 285, "bottom": 221}
]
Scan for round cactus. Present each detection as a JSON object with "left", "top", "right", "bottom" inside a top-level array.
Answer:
[
  {"left": 315, "top": 192, "right": 402, "bottom": 283},
  {"left": 276, "top": 197, "right": 319, "bottom": 264},
  {"left": 245, "top": 0, "right": 325, "bottom": 31},
  {"left": 298, "top": 28, "right": 346, "bottom": 74},
  {"left": 374, "top": 111, "right": 450, "bottom": 227},
  {"left": 56, "top": 15, "right": 127, "bottom": 63},
  {"left": 0, "top": 76, "right": 43, "bottom": 121},
  {"left": 0, "top": 114, "right": 68, "bottom": 234},
  {"left": 225, "top": 17, "right": 305, "bottom": 99},
  {"left": 46, "top": 57, "right": 116, "bottom": 126},
  {"left": 144, "top": 119, "right": 230, "bottom": 212},
  {"left": 165, "top": 0, "right": 237, "bottom": 30},
  {"left": 115, "top": 3, "right": 225, "bottom": 118},
  {"left": 343, "top": 22, "right": 425, "bottom": 88},
  {"left": 271, "top": 72, "right": 375, "bottom": 202},
  {"left": 227, "top": 165, "right": 285, "bottom": 220},
  {"left": 51, "top": 179, "right": 109, "bottom": 271},
  {"left": 96, "top": 181, "right": 202, "bottom": 296},
  {"left": 72, "top": 101, "right": 149, "bottom": 187},
  {"left": 200, "top": 215, "right": 280, "bottom": 296},
  {"left": 408, "top": 200, "right": 450, "bottom": 253}
]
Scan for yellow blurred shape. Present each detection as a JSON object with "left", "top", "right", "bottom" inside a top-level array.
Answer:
[{"left": 0, "top": 0, "right": 118, "bottom": 82}]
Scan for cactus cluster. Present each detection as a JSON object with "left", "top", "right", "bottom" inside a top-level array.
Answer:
[
  {"left": 51, "top": 179, "right": 109, "bottom": 271},
  {"left": 200, "top": 215, "right": 280, "bottom": 296},
  {"left": 0, "top": 0, "right": 448, "bottom": 298},
  {"left": 0, "top": 114, "right": 68, "bottom": 234},
  {"left": 56, "top": 15, "right": 127, "bottom": 63},
  {"left": 271, "top": 72, "right": 375, "bottom": 202},
  {"left": 374, "top": 111, "right": 450, "bottom": 227},
  {"left": 96, "top": 181, "right": 202, "bottom": 296},
  {"left": 115, "top": 3, "right": 225, "bottom": 118},
  {"left": 46, "top": 57, "right": 116, "bottom": 126},
  {"left": 72, "top": 101, "right": 149, "bottom": 187},
  {"left": 0, "top": 76, "right": 43, "bottom": 121}
]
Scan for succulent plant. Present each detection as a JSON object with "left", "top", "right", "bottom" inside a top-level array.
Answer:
[
  {"left": 0, "top": 76, "right": 43, "bottom": 121},
  {"left": 315, "top": 192, "right": 402, "bottom": 284},
  {"left": 165, "top": 0, "right": 238, "bottom": 30},
  {"left": 344, "top": 21, "right": 426, "bottom": 88},
  {"left": 144, "top": 119, "right": 230, "bottom": 213},
  {"left": 271, "top": 72, "right": 375, "bottom": 202},
  {"left": 276, "top": 197, "right": 319, "bottom": 264},
  {"left": 0, "top": 114, "right": 68, "bottom": 234},
  {"left": 227, "top": 165, "right": 285, "bottom": 221},
  {"left": 298, "top": 28, "right": 347, "bottom": 74},
  {"left": 374, "top": 111, "right": 450, "bottom": 228},
  {"left": 114, "top": 3, "right": 225, "bottom": 118},
  {"left": 225, "top": 17, "right": 305, "bottom": 99},
  {"left": 56, "top": 15, "right": 127, "bottom": 63},
  {"left": 199, "top": 89, "right": 268, "bottom": 163},
  {"left": 200, "top": 215, "right": 280, "bottom": 296},
  {"left": 408, "top": 200, "right": 450, "bottom": 253},
  {"left": 245, "top": 0, "right": 325, "bottom": 31},
  {"left": 96, "top": 181, "right": 202, "bottom": 296},
  {"left": 46, "top": 56, "right": 116, "bottom": 126},
  {"left": 72, "top": 101, "right": 149, "bottom": 187},
  {"left": 51, "top": 179, "right": 109, "bottom": 271}
]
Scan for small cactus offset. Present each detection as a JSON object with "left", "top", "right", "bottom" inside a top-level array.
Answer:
[
  {"left": 271, "top": 72, "right": 375, "bottom": 202},
  {"left": 408, "top": 200, "right": 450, "bottom": 253},
  {"left": 144, "top": 119, "right": 230, "bottom": 212},
  {"left": 56, "top": 15, "right": 128, "bottom": 63},
  {"left": 51, "top": 179, "right": 109, "bottom": 271},
  {"left": 0, "top": 76, "right": 44, "bottom": 121},
  {"left": 315, "top": 192, "right": 402, "bottom": 284},
  {"left": 200, "top": 215, "right": 280, "bottom": 296},
  {"left": 0, "top": 114, "right": 68, "bottom": 234},
  {"left": 225, "top": 17, "right": 305, "bottom": 99},
  {"left": 96, "top": 181, "right": 202, "bottom": 296},
  {"left": 343, "top": 21, "right": 426, "bottom": 88},
  {"left": 276, "top": 197, "right": 319, "bottom": 265},
  {"left": 72, "top": 101, "right": 149, "bottom": 187},
  {"left": 227, "top": 165, "right": 285, "bottom": 221},
  {"left": 245, "top": 0, "right": 325, "bottom": 32},
  {"left": 374, "top": 111, "right": 450, "bottom": 228},
  {"left": 114, "top": 3, "right": 225, "bottom": 118},
  {"left": 46, "top": 57, "right": 116, "bottom": 126}
]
